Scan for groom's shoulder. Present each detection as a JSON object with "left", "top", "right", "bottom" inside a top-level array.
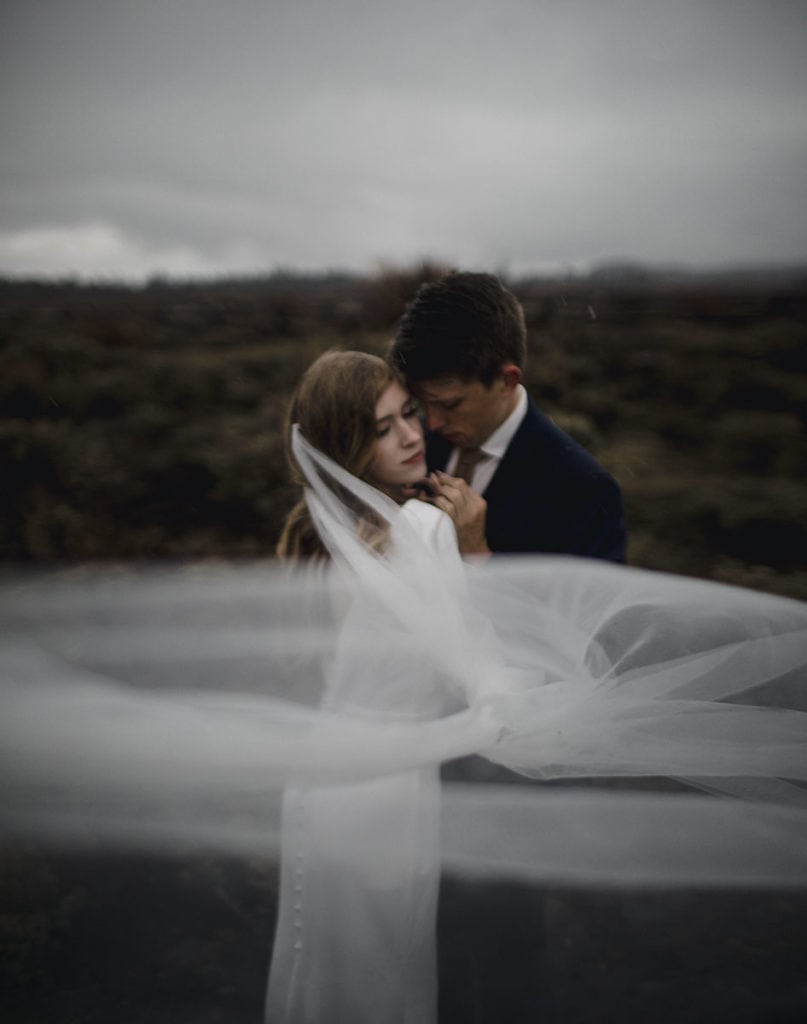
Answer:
[
  {"left": 514, "top": 396, "right": 621, "bottom": 498},
  {"left": 516, "top": 397, "right": 603, "bottom": 468}
]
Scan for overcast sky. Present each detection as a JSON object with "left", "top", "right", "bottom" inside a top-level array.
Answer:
[{"left": 1, "top": 0, "right": 806, "bottom": 281}]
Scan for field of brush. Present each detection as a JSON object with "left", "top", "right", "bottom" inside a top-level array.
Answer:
[{"left": 2, "top": 267, "right": 806, "bottom": 596}]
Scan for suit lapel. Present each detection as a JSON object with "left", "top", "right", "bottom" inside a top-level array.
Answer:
[
  {"left": 481, "top": 399, "right": 544, "bottom": 500},
  {"left": 426, "top": 401, "right": 547, "bottom": 495}
]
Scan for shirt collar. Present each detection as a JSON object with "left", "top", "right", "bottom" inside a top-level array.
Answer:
[{"left": 479, "top": 384, "right": 528, "bottom": 459}]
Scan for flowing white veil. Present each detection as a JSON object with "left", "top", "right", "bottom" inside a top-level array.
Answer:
[{"left": 2, "top": 426, "right": 807, "bottom": 1020}]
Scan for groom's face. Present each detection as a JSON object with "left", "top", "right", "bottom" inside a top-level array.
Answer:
[{"left": 411, "top": 367, "right": 521, "bottom": 449}]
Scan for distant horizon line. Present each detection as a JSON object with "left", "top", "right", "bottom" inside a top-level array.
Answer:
[{"left": 1, "top": 257, "right": 806, "bottom": 290}]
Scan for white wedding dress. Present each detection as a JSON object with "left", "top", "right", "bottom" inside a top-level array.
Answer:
[
  {"left": 265, "top": 500, "right": 457, "bottom": 1023},
  {"left": 2, "top": 427, "right": 807, "bottom": 1023}
]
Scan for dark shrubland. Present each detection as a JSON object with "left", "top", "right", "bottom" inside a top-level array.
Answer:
[{"left": 2, "top": 265, "right": 804, "bottom": 595}]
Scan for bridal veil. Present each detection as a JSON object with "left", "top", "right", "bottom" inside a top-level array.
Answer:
[{"left": 2, "top": 427, "right": 806, "bottom": 1021}]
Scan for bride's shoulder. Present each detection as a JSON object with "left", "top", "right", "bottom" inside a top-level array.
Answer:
[
  {"left": 400, "top": 499, "right": 446, "bottom": 529},
  {"left": 399, "top": 500, "right": 459, "bottom": 559}
]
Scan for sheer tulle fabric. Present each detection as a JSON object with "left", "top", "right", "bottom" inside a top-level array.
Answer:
[{"left": 1, "top": 426, "right": 807, "bottom": 1022}]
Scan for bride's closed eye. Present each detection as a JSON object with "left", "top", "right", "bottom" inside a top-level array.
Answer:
[{"left": 377, "top": 403, "right": 420, "bottom": 436}]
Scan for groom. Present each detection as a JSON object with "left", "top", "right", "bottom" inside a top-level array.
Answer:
[
  {"left": 390, "top": 271, "right": 624, "bottom": 1021},
  {"left": 389, "top": 271, "right": 626, "bottom": 563}
]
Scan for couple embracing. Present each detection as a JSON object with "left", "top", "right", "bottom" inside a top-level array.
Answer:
[
  {"left": 267, "top": 273, "right": 806, "bottom": 1023},
  {"left": 270, "top": 272, "right": 627, "bottom": 1022},
  {"left": 279, "top": 270, "right": 625, "bottom": 567}
]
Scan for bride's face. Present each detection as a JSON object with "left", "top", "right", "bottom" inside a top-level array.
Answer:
[{"left": 367, "top": 381, "right": 426, "bottom": 500}]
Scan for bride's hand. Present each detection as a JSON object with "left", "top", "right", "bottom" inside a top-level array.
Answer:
[{"left": 432, "top": 472, "right": 491, "bottom": 557}]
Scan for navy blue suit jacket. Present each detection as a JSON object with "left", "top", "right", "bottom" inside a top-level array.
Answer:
[{"left": 426, "top": 396, "right": 626, "bottom": 562}]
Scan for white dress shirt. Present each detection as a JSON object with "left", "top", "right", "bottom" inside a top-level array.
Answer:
[{"left": 444, "top": 384, "right": 528, "bottom": 494}]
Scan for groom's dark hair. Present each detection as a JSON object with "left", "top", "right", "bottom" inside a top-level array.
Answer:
[{"left": 389, "top": 272, "right": 527, "bottom": 386}]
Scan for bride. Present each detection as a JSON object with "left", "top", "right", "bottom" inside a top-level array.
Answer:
[
  {"left": 267, "top": 350, "right": 460, "bottom": 1022},
  {"left": 1, "top": 351, "right": 806, "bottom": 1022}
]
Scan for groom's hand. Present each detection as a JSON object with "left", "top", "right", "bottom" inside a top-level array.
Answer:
[{"left": 432, "top": 472, "right": 491, "bottom": 558}]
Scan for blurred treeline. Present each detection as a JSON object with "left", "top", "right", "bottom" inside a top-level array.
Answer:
[{"left": 1, "top": 263, "right": 806, "bottom": 597}]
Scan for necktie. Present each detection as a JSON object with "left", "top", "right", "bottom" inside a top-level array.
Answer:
[{"left": 454, "top": 446, "right": 485, "bottom": 485}]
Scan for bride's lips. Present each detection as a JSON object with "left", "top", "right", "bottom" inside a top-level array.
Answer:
[{"left": 402, "top": 450, "right": 425, "bottom": 465}]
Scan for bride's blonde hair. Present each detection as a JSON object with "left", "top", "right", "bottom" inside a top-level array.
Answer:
[{"left": 277, "top": 350, "right": 396, "bottom": 561}]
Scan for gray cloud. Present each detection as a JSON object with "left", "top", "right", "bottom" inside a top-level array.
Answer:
[{"left": 1, "top": 0, "right": 806, "bottom": 279}]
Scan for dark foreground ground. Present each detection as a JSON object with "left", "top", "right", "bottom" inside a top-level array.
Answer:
[{"left": 2, "top": 844, "right": 806, "bottom": 1024}]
